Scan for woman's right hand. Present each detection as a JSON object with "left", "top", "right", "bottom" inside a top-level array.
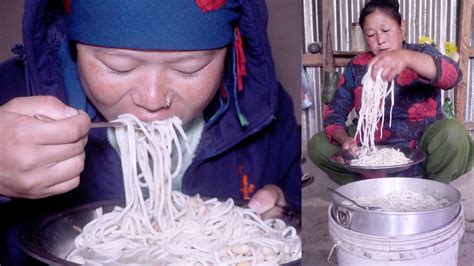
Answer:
[{"left": 0, "top": 96, "right": 91, "bottom": 199}]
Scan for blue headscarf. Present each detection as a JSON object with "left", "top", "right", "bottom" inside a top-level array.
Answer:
[
  {"left": 67, "top": 0, "right": 241, "bottom": 50},
  {"left": 60, "top": 0, "right": 243, "bottom": 122}
]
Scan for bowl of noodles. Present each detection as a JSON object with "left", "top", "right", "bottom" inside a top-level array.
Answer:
[
  {"left": 19, "top": 115, "right": 301, "bottom": 265},
  {"left": 330, "top": 145, "right": 426, "bottom": 178},
  {"left": 19, "top": 198, "right": 302, "bottom": 265}
]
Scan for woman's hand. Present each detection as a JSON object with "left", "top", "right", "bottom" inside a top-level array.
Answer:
[
  {"left": 342, "top": 138, "right": 359, "bottom": 157},
  {"left": 332, "top": 127, "right": 359, "bottom": 156},
  {"left": 0, "top": 96, "right": 91, "bottom": 199},
  {"left": 248, "top": 184, "right": 286, "bottom": 215},
  {"left": 369, "top": 49, "right": 436, "bottom": 82},
  {"left": 369, "top": 50, "right": 408, "bottom": 81}
]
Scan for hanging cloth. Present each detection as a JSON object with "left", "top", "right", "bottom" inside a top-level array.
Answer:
[{"left": 322, "top": 22, "right": 340, "bottom": 105}]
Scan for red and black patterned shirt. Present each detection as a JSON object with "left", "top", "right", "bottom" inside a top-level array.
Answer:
[{"left": 324, "top": 43, "right": 462, "bottom": 176}]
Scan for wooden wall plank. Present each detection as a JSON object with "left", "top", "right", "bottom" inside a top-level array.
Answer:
[
  {"left": 302, "top": 54, "right": 352, "bottom": 67},
  {"left": 456, "top": 0, "right": 472, "bottom": 122},
  {"left": 321, "top": 0, "right": 333, "bottom": 71}
]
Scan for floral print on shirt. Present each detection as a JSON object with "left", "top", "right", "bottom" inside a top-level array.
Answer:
[{"left": 323, "top": 43, "right": 462, "bottom": 176}]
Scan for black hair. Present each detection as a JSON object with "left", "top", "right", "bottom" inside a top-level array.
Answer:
[{"left": 359, "top": 0, "right": 402, "bottom": 29}]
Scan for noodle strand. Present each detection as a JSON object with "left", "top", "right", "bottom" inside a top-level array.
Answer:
[{"left": 67, "top": 114, "right": 301, "bottom": 265}]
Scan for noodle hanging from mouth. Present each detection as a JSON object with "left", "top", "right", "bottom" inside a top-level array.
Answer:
[{"left": 67, "top": 114, "right": 301, "bottom": 265}]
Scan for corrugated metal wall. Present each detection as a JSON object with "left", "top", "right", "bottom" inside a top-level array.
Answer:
[
  {"left": 302, "top": 0, "right": 462, "bottom": 144},
  {"left": 469, "top": 5, "right": 474, "bottom": 122}
]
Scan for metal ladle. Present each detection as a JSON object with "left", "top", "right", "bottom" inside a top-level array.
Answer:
[{"left": 327, "top": 187, "right": 382, "bottom": 211}]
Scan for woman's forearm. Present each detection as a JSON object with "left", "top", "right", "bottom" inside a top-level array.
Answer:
[
  {"left": 403, "top": 49, "right": 436, "bottom": 80},
  {"left": 332, "top": 127, "right": 353, "bottom": 146}
]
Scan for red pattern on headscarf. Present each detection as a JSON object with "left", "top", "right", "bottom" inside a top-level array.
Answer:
[
  {"left": 219, "top": 84, "right": 227, "bottom": 98},
  {"left": 63, "top": 0, "right": 71, "bottom": 15},
  {"left": 196, "top": 0, "right": 227, "bottom": 13},
  {"left": 408, "top": 97, "right": 437, "bottom": 122},
  {"left": 234, "top": 28, "right": 247, "bottom": 92}
]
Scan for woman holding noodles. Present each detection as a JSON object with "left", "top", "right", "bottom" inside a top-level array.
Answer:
[
  {"left": 308, "top": 0, "right": 473, "bottom": 185},
  {"left": 0, "top": 0, "right": 301, "bottom": 263}
]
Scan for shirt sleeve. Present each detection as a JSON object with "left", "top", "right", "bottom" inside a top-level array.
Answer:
[
  {"left": 414, "top": 44, "right": 462, "bottom": 90},
  {"left": 323, "top": 60, "right": 357, "bottom": 144}
]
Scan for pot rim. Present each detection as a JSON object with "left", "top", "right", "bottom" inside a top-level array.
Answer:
[{"left": 331, "top": 177, "right": 461, "bottom": 214}]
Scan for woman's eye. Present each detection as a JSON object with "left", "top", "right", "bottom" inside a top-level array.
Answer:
[
  {"left": 382, "top": 29, "right": 390, "bottom": 33},
  {"left": 176, "top": 67, "right": 205, "bottom": 78},
  {"left": 366, "top": 34, "right": 375, "bottom": 38},
  {"left": 102, "top": 62, "right": 134, "bottom": 74},
  {"left": 110, "top": 68, "right": 133, "bottom": 74}
]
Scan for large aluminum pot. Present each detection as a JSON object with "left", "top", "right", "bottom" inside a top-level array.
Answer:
[{"left": 330, "top": 178, "right": 461, "bottom": 236}]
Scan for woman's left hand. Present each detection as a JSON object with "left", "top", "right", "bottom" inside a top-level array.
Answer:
[{"left": 247, "top": 184, "right": 286, "bottom": 214}]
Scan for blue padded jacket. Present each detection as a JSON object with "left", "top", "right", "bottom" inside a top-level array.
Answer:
[{"left": 0, "top": 1, "right": 301, "bottom": 264}]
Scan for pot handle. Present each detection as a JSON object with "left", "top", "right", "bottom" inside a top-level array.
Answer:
[
  {"left": 326, "top": 242, "right": 339, "bottom": 264},
  {"left": 335, "top": 206, "right": 352, "bottom": 228}
]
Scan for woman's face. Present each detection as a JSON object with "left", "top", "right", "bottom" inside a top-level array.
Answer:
[
  {"left": 362, "top": 10, "right": 405, "bottom": 55},
  {"left": 76, "top": 44, "right": 227, "bottom": 124}
]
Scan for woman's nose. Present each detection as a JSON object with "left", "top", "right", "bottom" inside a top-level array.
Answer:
[
  {"left": 131, "top": 73, "right": 169, "bottom": 111},
  {"left": 376, "top": 34, "right": 385, "bottom": 45}
]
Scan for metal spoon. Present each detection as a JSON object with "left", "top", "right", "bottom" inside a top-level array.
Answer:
[
  {"left": 327, "top": 187, "right": 382, "bottom": 211},
  {"left": 34, "top": 114, "right": 123, "bottom": 128}
]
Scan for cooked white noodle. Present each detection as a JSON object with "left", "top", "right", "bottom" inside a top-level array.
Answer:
[
  {"left": 67, "top": 114, "right": 301, "bottom": 265},
  {"left": 351, "top": 147, "right": 411, "bottom": 167},
  {"left": 352, "top": 65, "right": 410, "bottom": 166},
  {"left": 355, "top": 65, "right": 395, "bottom": 152},
  {"left": 342, "top": 189, "right": 453, "bottom": 212}
]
